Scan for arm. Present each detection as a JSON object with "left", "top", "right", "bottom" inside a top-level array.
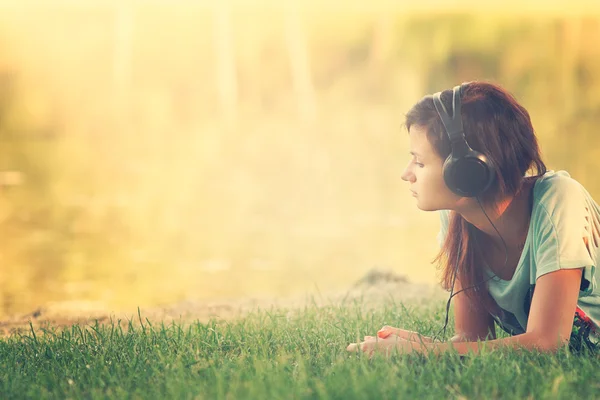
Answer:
[
  {"left": 377, "top": 279, "right": 496, "bottom": 343},
  {"left": 451, "top": 277, "right": 496, "bottom": 342},
  {"left": 378, "top": 277, "right": 495, "bottom": 344},
  {"left": 411, "top": 268, "right": 583, "bottom": 356},
  {"left": 377, "top": 329, "right": 468, "bottom": 344}
]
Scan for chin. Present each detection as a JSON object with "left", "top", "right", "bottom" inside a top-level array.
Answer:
[
  {"left": 415, "top": 201, "right": 443, "bottom": 212},
  {"left": 415, "top": 202, "right": 430, "bottom": 211}
]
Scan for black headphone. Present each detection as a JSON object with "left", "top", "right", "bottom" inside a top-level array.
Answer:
[{"left": 432, "top": 84, "right": 495, "bottom": 198}]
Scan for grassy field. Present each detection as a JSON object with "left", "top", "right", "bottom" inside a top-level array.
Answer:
[{"left": 1, "top": 299, "right": 599, "bottom": 399}]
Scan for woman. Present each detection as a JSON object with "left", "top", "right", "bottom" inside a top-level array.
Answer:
[{"left": 347, "top": 81, "right": 600, "bottom": 357}]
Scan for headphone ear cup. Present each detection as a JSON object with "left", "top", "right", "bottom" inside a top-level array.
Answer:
[{"left": 443, "top": 151, "right": 495, "bottom": 197}]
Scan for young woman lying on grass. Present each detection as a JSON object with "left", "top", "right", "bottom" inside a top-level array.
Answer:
[{"left": 347, "top": 81, "right": 600, "bottom": 357}]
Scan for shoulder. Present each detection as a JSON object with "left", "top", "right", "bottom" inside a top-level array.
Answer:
[
  {"left": 534, "top": 170, "right": 585, "bottom": 199},
  {"left": 533, "top": 170, "right": 589, "bottom": 216},
  {"left": 530, "top": 171, "right": 596, "bottom": 242}
]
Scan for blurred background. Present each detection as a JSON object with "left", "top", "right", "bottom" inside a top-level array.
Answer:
[{"left": 0, "top": 0, "right": 599, "bottom": 318}]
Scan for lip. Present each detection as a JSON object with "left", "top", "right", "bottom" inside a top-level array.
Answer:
[{"left": 410, "top": 190, "right": 417, "bottom": 197}]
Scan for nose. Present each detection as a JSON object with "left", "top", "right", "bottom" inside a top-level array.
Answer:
[{"left": 401, "top": 164, "right": 415, "bottom": 183}]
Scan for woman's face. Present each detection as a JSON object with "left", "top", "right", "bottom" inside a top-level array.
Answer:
[{"left": 401, "top": 125, "right": 463, "bottom": 211}]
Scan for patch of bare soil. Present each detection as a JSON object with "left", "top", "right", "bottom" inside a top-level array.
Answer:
[{"left": 0, "top": 270, "right": 447, "bottom": 338}]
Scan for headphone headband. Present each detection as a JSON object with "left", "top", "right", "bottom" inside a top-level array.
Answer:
[{"left": 432, "top": 85, "right": 464, "bottom": 142}]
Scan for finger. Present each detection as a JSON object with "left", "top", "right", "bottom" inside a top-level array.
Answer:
[
  {"left": 378, "top": 327, "right": 433, "bottom": 342},
  {"left": 346, "top": 343, "right": 359, "bottom": 352},
  {"left": 359, "top": 342, "right": 369, "bottom": 353},
  {"left": 377, "top": 330, "right": 391, "bottom": 339},
  {"left": 378, "top": 325, "right": 402, "bottom": 335},
  {"left": 377, "top": 326, "right": 391, "bottom": 336},
  {"left": 378, "top": 325, "right": 399, "bottom": 339}
]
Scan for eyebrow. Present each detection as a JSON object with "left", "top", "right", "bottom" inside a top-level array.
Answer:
[{"left": 409, "top": 151, "right": 422, "bottom": 158}]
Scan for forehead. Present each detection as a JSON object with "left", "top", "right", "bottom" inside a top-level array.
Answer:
[{"left": 408, "top": 125, "right": 436, "bottom": 158}]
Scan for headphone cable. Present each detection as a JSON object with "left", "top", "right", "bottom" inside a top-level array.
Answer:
[{"left": 432, "top": 196, "right": 508, "bottom": 342}]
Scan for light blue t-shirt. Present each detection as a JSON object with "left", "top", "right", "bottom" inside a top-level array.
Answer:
[{"left": 438, "top": 170, "right": 600, "bottom": 339}]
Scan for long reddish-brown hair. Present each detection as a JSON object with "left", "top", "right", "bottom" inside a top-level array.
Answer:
[{"left": 405, "top": 81, "right": 547, "bottom": 313}]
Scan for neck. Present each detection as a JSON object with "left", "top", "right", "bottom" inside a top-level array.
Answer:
[{"left": 453, "top": 181, "right": 534, "bottom": 251}]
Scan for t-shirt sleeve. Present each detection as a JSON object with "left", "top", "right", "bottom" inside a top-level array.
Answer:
[
  {"left": 533, "top": 178, "right": 597, "bottom": 294},
  {"left": 437, "top": 210, "right": 451, "bottom": 248}
]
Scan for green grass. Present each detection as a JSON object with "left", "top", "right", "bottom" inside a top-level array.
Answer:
[{"left": 1, "top": 299, "right": 599, "bottom": 399}]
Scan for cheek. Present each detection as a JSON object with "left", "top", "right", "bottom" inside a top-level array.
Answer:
[
  {"left": 419, "top": 169, "right": 457, "bottom": 203},
  {"left": 419, "top": 168, "right": 444, "bottom": 189}
]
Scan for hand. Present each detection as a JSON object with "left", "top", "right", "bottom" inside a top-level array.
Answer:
[
  {"left": 346, "top": 334, "right": 423, "bottom": 357},
  {"left": 377, "top": 326, "right": 434, "bottom": 343}
]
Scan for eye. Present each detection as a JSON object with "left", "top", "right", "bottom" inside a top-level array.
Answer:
[{"left": 408, "top": 153, "right": 424, "bottom": 168}]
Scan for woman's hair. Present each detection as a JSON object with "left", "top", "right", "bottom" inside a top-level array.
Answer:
[{"left": 404, "top": 81, "right": 547, "bottom": 314}]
